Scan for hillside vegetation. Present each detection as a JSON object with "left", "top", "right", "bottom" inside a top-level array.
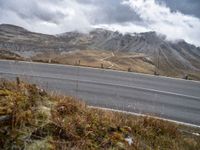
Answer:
[{"left": 0, "top": 79, "right": 200, "bottom": 149}]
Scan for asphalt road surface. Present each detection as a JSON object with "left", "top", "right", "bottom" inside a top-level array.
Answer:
[{"left": 0, "top": 60, "right": 200, "bottom": 126}]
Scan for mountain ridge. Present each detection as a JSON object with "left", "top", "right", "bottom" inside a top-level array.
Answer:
[{"left": 0, "top": 24, "right": 199, "bottom": 77}]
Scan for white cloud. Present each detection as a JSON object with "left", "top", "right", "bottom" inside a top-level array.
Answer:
[
  {"left": 93, "top": 23, "right": 150, "bottom": 33},
  {"left": 0, "top": 0, "right": 95, "bottom": 34},
  {"left": 122, "top": 0, "right": 200, "bottom": 46}
]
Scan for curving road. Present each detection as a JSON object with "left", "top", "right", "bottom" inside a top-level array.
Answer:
[{"left": 0, "top": 59, "right": 200, "bottom": 126}]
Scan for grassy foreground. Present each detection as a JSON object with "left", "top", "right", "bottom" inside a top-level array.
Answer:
[{"left": 0, "top": 80, "right": 200, "bottom": 150}]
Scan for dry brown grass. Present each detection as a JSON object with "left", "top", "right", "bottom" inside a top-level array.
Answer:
[
  {"left": 31, "top": 50, "right": 156, "bottom": 74},
  {"left": 186, "top": 72, "right": 200, "bottom": 81},
  {"left": 31, "top": 50, "right": 200, "bottom": 81},
  {"left": 0, "top": 80, "right": 200, "bottom": 149},
  {"left": 0, "top": 49, "right": 23, "bottom": 60}
]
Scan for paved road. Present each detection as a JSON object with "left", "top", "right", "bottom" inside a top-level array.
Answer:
[{"left": 0, "top": 60, "right": 200, "bottom": 126}]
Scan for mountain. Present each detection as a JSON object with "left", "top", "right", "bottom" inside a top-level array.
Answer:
[
  {"left": 0, "top": 24, "right": 79, "bottom": 53},
  {"left": 0, "top": 24, "right": 200, "bottom": 77},
  {"left": 59, "top": 28, "right": 200, "bottom": 73}
]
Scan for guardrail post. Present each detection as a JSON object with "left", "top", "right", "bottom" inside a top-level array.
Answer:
[
  {"left": 101, "top": 63, "right": 104, "bottom": 69},
  {"left": 16, "top": 77, "right": 20, "bottom": 85}
]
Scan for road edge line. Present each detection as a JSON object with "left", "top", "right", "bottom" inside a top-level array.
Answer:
[{"left": 88, "top": 106, "right": 200, "bottom": 128}]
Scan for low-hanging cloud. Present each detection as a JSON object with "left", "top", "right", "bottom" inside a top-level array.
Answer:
[{"left": 119, "top": 0, "right": 200, "bottom": 46}]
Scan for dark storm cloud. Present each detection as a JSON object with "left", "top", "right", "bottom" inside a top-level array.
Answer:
[
  {"left": 158, "top": 0, "right": 200, "bottom": 18},
  {"left": 77, "top": 0, "right": 140, "bottom": 24},
  {"left": 0, "top": 0, "right": 65, "bottom": 23}
]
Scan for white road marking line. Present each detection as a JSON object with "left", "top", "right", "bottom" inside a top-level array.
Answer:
[{"left": 89, "top": 106, "right": 200, "bottom": 128}]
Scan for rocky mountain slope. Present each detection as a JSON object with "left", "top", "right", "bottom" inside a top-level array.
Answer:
[
  {"left": 0, "top": 24, "right": 80, "bottom": 53},
  {"left": 0, "top": 24, "right": 200, "bottom": 77},
  {"left": 60, "top": 29, "right": 200, "bottom": 73}
]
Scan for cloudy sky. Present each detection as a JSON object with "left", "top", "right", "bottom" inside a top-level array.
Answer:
[{"left": 0, "top": 0, "right": 200, "bottom": 46}]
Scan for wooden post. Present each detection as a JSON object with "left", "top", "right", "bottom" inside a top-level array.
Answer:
[
  {"left": 16, "top": 77, "right": 20, "bottom": 85},
  {"left": 101, "top": 63, "right": 104, "bottom": 69},
  {"left": 185, "top": 75, "right": 188, "bottom": 80}
]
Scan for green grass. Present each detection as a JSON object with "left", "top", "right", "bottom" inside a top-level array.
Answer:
[{"left": 0, "top": 79, "right": 199, "bottom": 149}]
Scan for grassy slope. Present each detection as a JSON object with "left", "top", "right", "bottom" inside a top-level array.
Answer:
[
  {"left": 31, "top": 50, "right": 200, "bottom": 80},
  {"left": 0, "top": 80, "right": 200, "bottom": 150},
  {"left": 32, "top": 50, "right": 156, "bottom": 74}
]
